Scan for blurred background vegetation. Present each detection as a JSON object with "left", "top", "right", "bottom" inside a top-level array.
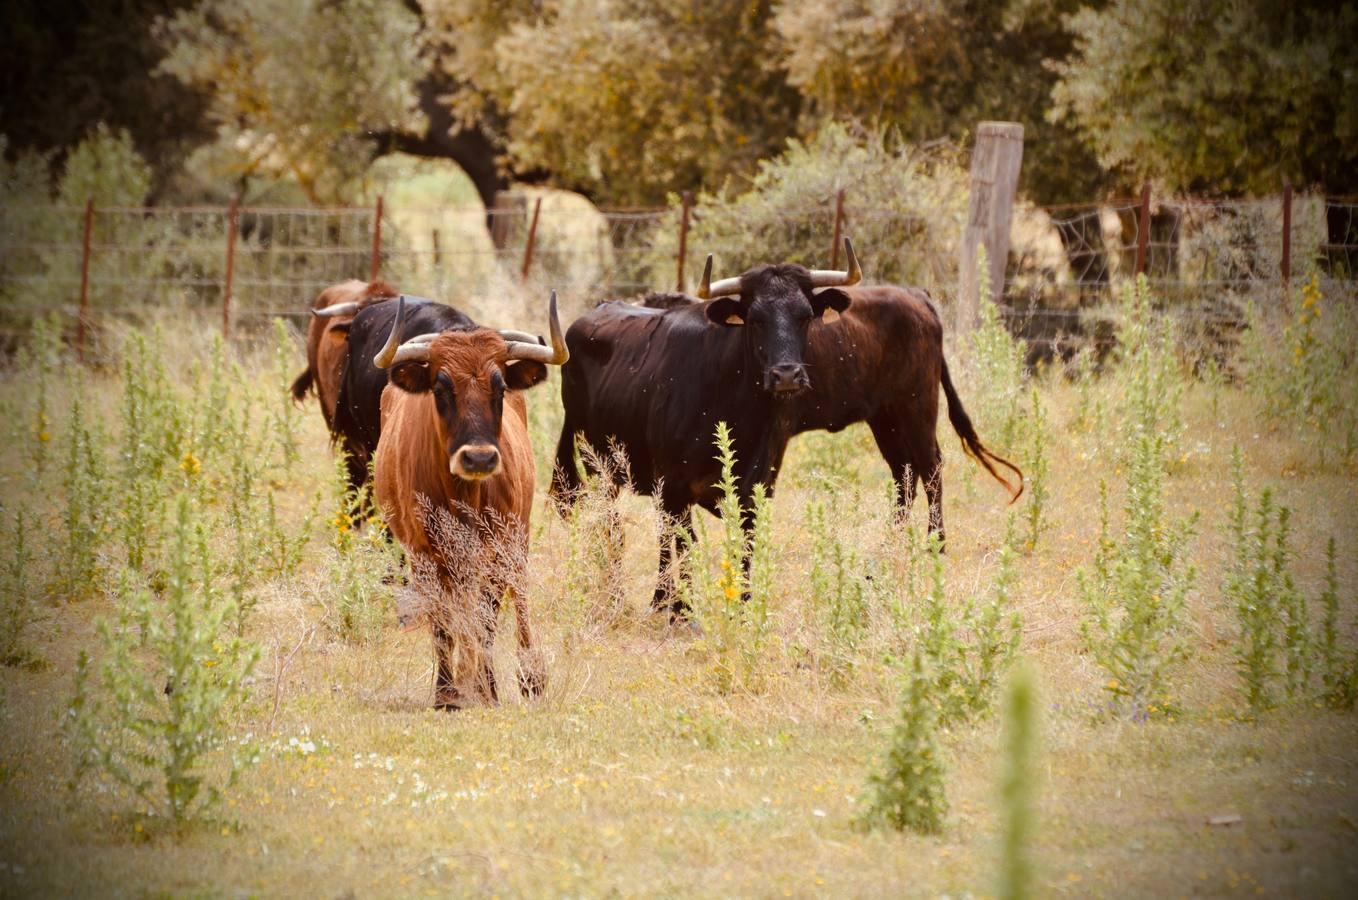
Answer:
[{"left": 3, "top": 0, "right": 1353, "bottom": 209}]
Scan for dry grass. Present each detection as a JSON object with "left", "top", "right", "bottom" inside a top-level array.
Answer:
[{"left": 1, "top": 306, "right": 1356, "bottom": 898}]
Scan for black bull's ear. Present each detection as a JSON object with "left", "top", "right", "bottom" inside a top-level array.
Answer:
[
  {"left": 388, "top": 361, "right": 433, "bottom": 393},
  {"left": 705, "top": 297, "right": 746, "bottom": 327},
  {"left": 504, "top": 359, "right": 548, "bottom": 390},
  {"left": 811, "top": 288, "right": 851, "bottom": 320}
]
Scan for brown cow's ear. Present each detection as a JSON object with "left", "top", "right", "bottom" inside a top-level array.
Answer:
[
  {"left": 388, "top": 361, "right": 432, "bottom": 393},
  {"left": 325, "top": 321, "right": 352, "bottom": 344},
  {"left": 706, "top": 297, "right": 745, "bottom": 327},
  {"left": 811, "top": 288, "right": 851, "bottom": 319},
  {"left": 504, "top": 360, "right": 548, "bottom": 390}
]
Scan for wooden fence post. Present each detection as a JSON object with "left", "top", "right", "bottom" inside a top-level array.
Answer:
[
  {"left": 223, "top": 195, "right": 240, "bottom": 340},
  {"left": 958, "top": 122, "right": 1024, "bottom": 330},
  {"left": 76, "top": 199, "right": 94, "bottom": 363},
  {"left": 370, "top": 195, "right": 384, "bottom": 281},
  {"left": 1134, "top": 182, "right": 1152, "bottom": 277},
  {"left": 521, "top": 196, "right": 542, "bottom": 279},
  {"left": 831, "top": 188, "right": 846, "bottom": 269},
  {"left": 1281, "top": 182, "right": 1293, "bottom": 288},
  {"left": 676, "top": 191, "right": 693, "bottom": 291}
]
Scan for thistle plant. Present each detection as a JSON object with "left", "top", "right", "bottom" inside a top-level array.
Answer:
[
  {"left": 1023, "top": 388, "right": 1050, "bottom": 552},
  {"left": 269, "top": 318, "right": 303, "bottom": 475},
  {"left": 968, "top": 245, "right": 1027, "bottom": 453},
  {"left": 55, "top": 383, "right": 109, "bottom": 602},
  {"left": 684, "top": 423, "right": 774, "bottom": 693},
  {"left": 67, "top": 494, "right": 259, "bottom": 827},
  {"left": 1318, "top": 539, "right": 1358, "bottom": 710},
  {"left": 998, "top": 662, "right": 1039, "bottom": 900},
  {"left": 859, "top": 649, "right": 948, "bottom": 834},
  {"left": 0, "top": 506, "right": 37, "bottom": 667},
  {"left": 807, "top": 493, "right": 869, "bottom": 687}
]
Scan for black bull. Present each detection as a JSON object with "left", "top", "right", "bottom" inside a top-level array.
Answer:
[{"left": 550, "top": 271, "right": 1023, "bottom": 616}]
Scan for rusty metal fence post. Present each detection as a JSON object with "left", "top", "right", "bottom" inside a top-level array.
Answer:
[
  {"left": 223, "top": 195, "right": 240, "bottom": 340},
  {"left": 830, "top": 188, "right": 846, "bottom": 268},
  {"left": 370, "top": 195, "right": 384, "bottom": 281},
  {"left": 76, "top": 199, "right": 94, "bottom": 362},
  {"left": 676, "top": 191, "right": 693, "bottom": 291},
  {"left": 521, "top": 196, "right": 542, "bottom": 279},
  {"left": 1134, "top": 182, "right": 1152, "bottom": 276},
  {"left": 1281, "top": 182, "right": 1293, "bottom": 289}
]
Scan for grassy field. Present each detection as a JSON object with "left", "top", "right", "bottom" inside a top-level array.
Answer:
[{"left": 1, "top": 282, "right": 1356, "bottom": 898}]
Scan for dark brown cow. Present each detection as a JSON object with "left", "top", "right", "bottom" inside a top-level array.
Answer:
[
  {"left": 553, "top": 241, "right": 1022, "bottom": 616},
  {"left": 373, "top": 293, "right": 568, "bottom": 709},
  {"left": 289, "top": 279, "right": 398, "bottom": 431}
]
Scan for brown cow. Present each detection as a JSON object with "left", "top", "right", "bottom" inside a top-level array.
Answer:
[
  {"left": 290, "top": 279, "right": 399, "bottom": 430},
  {"left": 373, "top": 293, "right": 568, "bottom": 710}
]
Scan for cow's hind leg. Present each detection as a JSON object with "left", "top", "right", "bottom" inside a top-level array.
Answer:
[{"left": 869, "top": 413, "right": 946, "bottom": 550}]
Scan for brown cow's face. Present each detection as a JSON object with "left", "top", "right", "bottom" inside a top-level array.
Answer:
[
  {"left": 387, "top": 330, "right": 547, "bottom": 481},
  {"left": 706, "top": 269, "right": 851, "bottom": 397}
]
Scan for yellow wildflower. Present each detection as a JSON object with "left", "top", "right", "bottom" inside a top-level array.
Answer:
[{"left": 180, "top": 450, "right": 201, "bottom": 476}]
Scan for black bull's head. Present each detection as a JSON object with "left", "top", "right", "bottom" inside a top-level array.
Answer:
[{"left": 697, "top": 238, "right": 862, "bottom": 396}]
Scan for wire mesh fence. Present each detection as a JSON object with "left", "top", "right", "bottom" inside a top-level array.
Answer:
[{"left": 1, "top": 188, "right": 1354, "bottom": 352}]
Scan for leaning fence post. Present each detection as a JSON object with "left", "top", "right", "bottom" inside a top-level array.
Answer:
[
  {"left": 1134, "top": 182, "right": 1152, "bottom": 277},
  {"left": 76, "top": 198, "right": 94, "bottom": 363},
  {"left": 521, "top": 196, "right": 542, "bottom": 280},
  {"left": 370, "top": 195, "right": 384, "bottom": 282},
  {"left": 676, "top": 191, "right": 693, "bottom": 291},
  {"left": 831, "top": 188, "right": 846, "bottom": 269},
  {"left": 958, "top": 122, "right": 1024, "bottom": 330},
  {"left": 1281, "top": 182, "right": 1293, "bottom": 289},
  {"left": 223, "top": 195, "right": 240, "bottom": 340}
]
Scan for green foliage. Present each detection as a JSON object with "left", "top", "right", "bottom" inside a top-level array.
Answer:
[
  {"left": 652, "top": 124, "right": 967, "bottom": 291},
  {"left": 998, "top": 662, "right": 1038, "bottom": 900},
  {"left": 1318, "top": 539, "right": 1358, "bottom": 711},
  {"left": 1241, "top": 274, "right": 1357, "bottom": 463},
  {"left": 909, "top": 520, "right": 1023, "bottom": 726},
  {"left": 0, "top": 506, "right": 37, "bottom": 667},
  {"left": 859, "top": 650, "right": 948, "bottom": 835},
  {"left": 269, "top": 319, "right": 303, "bottom": 476},
  {"left": 684, "top": 423, "right": 774, "bottom": 694},
  {"left": 1052, "top": 0, "right": 1358, "bottom": 194},
  {"left": 325, "top": 453, "right": 393, "bottom": 643},
  {"left": 156, "top": 0, "right": 425, "bottom": 203},
  {"left": 968, "top": 245, "right": 1028, "bottom": 454},
  {"left": 1023, "top": 389, "right": 1051, "bottom": 553},
  {"left": 806, "top": 493, "right": 870, "bottom": 687},
  {"left": 56, "top": 123, "right": 153, "bottom": 208},
  {"left": 1079, "top": 466, "right": 1197, "bottom": 718},
  {"left": 55, "top": 382, "right": 110, "bottom": 602},
  {"left": 483, "top": 0, "right": 800, "bottom": 205},
  {"left": 1116, "top": 276, "right": 1185, "bottom": 469},
  {"left": 67, "top": 494, "right": 259, "bottom": 827}
]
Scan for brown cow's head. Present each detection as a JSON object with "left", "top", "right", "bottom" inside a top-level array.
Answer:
[
  {"left": 374, "top": 293, "right": 568, "bottom": 480},
  {"left": 697, "top": 239, "right": 860, "bottom": 397}
]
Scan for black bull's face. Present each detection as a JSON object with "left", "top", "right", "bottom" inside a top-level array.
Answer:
[{"left": 704, "top": 272, "right": 851, "bottom": 397}]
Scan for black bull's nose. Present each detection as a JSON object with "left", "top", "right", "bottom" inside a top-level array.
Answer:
[{"left": 765, "top": 363, "right": 810, "bottom": 395}]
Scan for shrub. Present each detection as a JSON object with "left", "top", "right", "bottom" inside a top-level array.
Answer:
[
  {"left": 325, "top": 452, "right": 394, "bottom": 643},
  {"left": 0, "top": 506, "right": 37, "bottom": 667},
  {"left": 1116, "top": 276, "right": 1185, "bottom": 470},
  {"left": 998, "top": 662, "right": 1039, "bottom": 900},
  {"left": 647, "top": 123, "right": 968, "bottom": 292},
  {"left": 269, "top": 318, "right": 303, "bottom": 475},
  {"left": 682, "top": 423, "right": 775, "bottom": 694},
  {"left": 1023, "top": 389, "right": 1051, "bottom": 553},
  {"left": 560, "top": 441, "right": 630, "bottom": 632},
  {"left": 859, "top": 649, "right": 948, "bottom": 834},
  {"left": 968, "top": 246, "right": 1028, "bottom": 454},
  {"left": 67, "top": 494, "right": 259, "bottom": 827},
  {"left": 54, "top": 382, "right": 110, "bottom": 602},
  {"left": 1318, "top": 539, "right": 1358, "bottom": 710},
  {"left": 806, "top": 492, "right": 871, "bottom": 687},
  {"left": 1078, "top": 460, "right": 1197, "bottom": 718}
]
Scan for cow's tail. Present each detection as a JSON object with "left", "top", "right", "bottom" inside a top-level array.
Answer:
[
  {"left": 940, "top": 357, "right": 1024, "bottom": 504},
  {"left": 289, "top": 367, "right": 314, "bottom": 404}
]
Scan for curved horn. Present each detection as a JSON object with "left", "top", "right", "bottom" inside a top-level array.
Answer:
[
  {"left": 496, "top": 329, "right": 543, "bottom": 345},
  {"left": 312, "top": 300, "right": 360, "bottom": 318},
  {"left": 808, "top": 237, "right": 862, "bottom": 287},
  {"left": 373, "top": 295, "right": 409, "bottom": 368},
  {"left": 503, "top": 290, "right": 569, "bottom": 366},
  {"left": 696, "top": 254, "right": 743, "bottom": 299}
]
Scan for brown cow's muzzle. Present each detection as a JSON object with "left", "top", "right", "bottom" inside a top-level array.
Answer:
[{"left": 451, "top": 444, "right": 501, "bottom": 480}]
